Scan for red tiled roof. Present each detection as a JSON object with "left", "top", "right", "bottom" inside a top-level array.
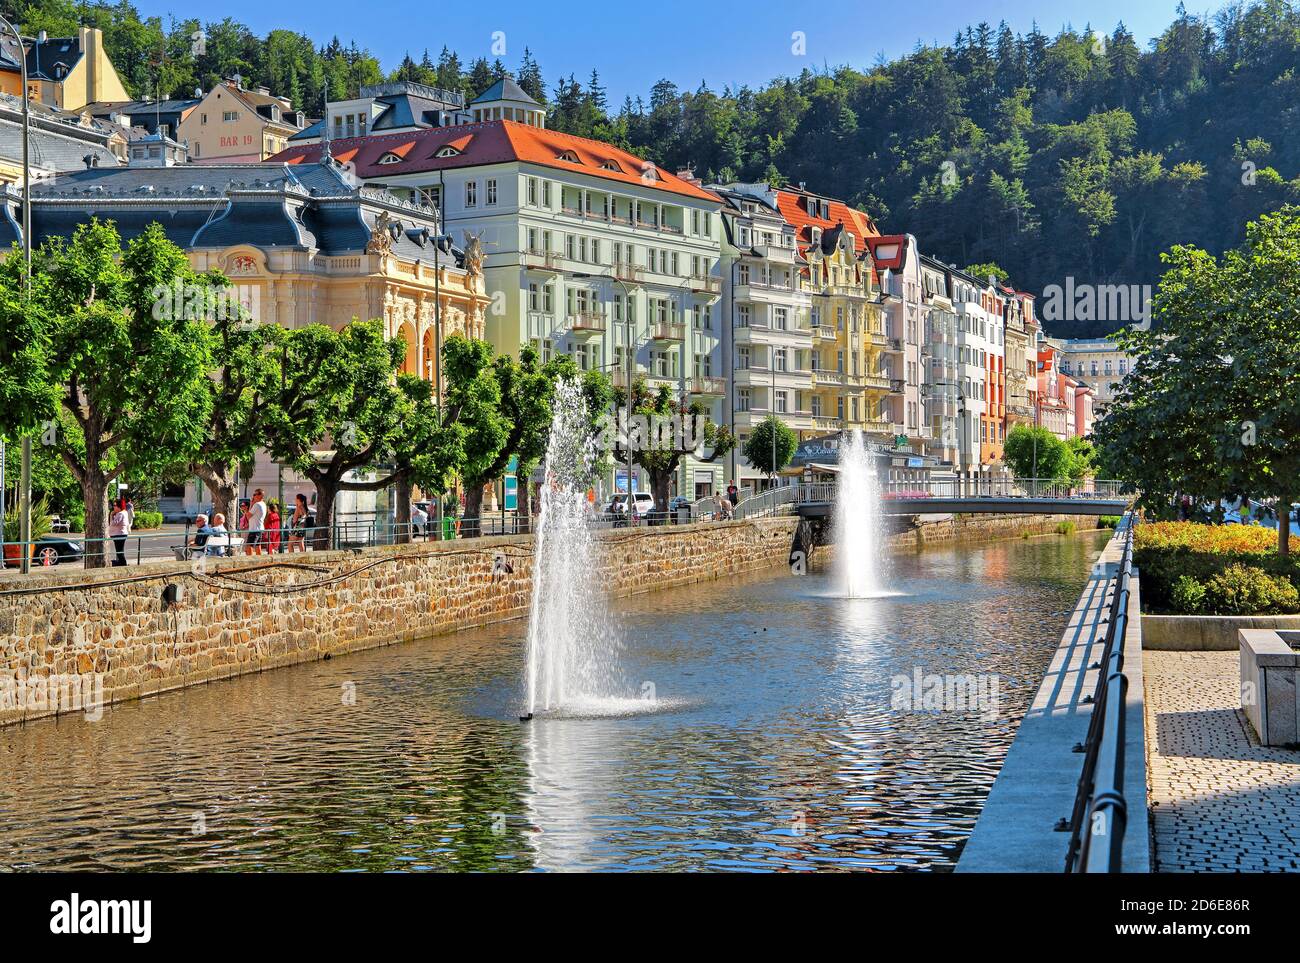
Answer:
[
  {"left": 866, "top": 234, "right": 907, "bottom": 269},
  {"left": 266, "top": 120, "right": 719, "bottom": 203},
  {"left": 774, "top": 187, "right": 879, "bottom": 255}
]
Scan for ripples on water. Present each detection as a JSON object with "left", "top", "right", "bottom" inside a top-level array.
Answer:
[{"left": 0, "top": 531, "right": 1109, "bottom": 872}]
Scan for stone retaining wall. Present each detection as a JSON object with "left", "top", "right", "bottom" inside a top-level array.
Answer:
[
  {"left": 1142, "top": 613, "right": 1300, "bottom": 651},
  {"left": 884, "top": 513, "right": 1105, "bottom": 549},
  {"left": 0, "top": 517, "right": 797, "bottom": 726}
]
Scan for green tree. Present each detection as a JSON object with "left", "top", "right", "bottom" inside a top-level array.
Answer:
[
  {"left": 0, "top": 220, "right": 212, "bottom": 566},
  {"left": 189, "top": 283, "right": 284, "bottom": 523},
  {"left": 1099, "top": 206, "right": 1300, "bottom": 553},
  {"left": 1003, "top": 424, "right": 1072, "bottom": 481},
  {"left": 611, "top": 378, "right": 734, "bottom": 515},
  {"left": 264, "top": 319, "right": 412, "bottom": 547},
  {"left": 743, "top": 416, "right": 798, "bottom": 480}
]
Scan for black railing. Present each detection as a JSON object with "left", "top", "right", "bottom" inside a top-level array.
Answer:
[{"left": 1062, "top": 512, "right": 1135, "bottom": 873}]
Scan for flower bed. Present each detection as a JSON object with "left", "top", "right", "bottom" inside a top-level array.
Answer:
[{"left": 1135, "top": 522, "right": 1300, "bottom": 615}]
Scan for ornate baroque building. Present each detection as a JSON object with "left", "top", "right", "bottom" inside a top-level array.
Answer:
[{"left": 0, "top": 155, "right": 488, "bottom": 515}]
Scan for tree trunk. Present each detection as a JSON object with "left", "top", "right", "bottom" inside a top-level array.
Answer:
[
  {"left": 81, "top": 472, "right": 110, "bottom": 569},
  {"left": 649, "top": 470, "right": 673, "bottom": 525},
  {"left": 394, "top": 472, "right": 413, "bottom": 544},
  {"left": 1280, "top": 499, "right": 1292, "bottom": 557},
  {"left": 313, "top": 482, "right": 338, "bottom": 551},
  {"left": 519, "top": 475, "right": 531, "bottom": 535},
  {"left": 463, "top": 481, "right": 485, "bottom": 539},
  {"left": 195, "top": 463, "right": 238, "bottom": 526}
]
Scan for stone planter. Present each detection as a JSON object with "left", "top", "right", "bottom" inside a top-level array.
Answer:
[{"left": 1239, "top": 629, "right": 1300, "bottom": 746}]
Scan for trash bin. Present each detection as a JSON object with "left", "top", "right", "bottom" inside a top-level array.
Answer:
[
  {"left": 442, "top": 514, "right": 456, "bottom": 541},
  {"left": 676, "top": 505, "right": 691, "bottom": 525}
]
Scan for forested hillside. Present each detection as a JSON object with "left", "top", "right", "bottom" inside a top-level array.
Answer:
[{"left": 6, "top": 0, "right": 1300, "bottom": 337}]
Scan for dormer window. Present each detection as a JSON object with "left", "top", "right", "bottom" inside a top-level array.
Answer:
[
  {"left": 599, "top": 159, "right": 623, "bottom": 172},
  {"left": 377, "top": 152, "right": 403, "bottom": 165},
  {"left": 557, "top": 149, "right": 580, "bottom": 163},
  {"left": 435, "top": 145, "right": 461, "bottom": 157}
]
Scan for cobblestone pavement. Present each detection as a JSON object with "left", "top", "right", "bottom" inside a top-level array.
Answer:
[{"left": 1144, "top": 651, "right": 1300, "bottom": 872}]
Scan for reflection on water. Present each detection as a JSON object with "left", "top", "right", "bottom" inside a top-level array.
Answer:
[{"left": 0, "top": 530, "right": 1108, "bottom": 872}]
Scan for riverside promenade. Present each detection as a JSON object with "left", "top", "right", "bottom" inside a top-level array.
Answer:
[
  {"left": 1145, "top": 650, "right": 1300, "bottom": 872},
  {"left": 957, "top": 524, "right": 1150, "bottom": 872}
]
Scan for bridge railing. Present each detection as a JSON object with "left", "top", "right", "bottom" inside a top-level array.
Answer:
[
  {"left": 792, "top": 478, "right": 1130, "bottom": 504},
  {"left": 735, "top": 486, "right": 801, "bottom": 520}
]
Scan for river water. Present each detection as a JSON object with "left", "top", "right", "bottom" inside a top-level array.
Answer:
[{"left": 0, "top": 530, "right": 1108, "bottom": 872}]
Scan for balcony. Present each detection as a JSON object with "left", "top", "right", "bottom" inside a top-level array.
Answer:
[
  {"left": 524, "top": 251, "right": 562, "bottom": 272},
  {"left": 860, "top": 373, "right": 892, "bottom": 391},
  {"left": 690, "top": 275, "right": 722, "bottom": 296},
  {"left": 886, "top": 337, "right": 904, "bottom": 353},
  {"left": 688, "top": 376, "right": 727, "bottom": 397},
  {"left": 733, "top": 322, "right": 812, "bottom": 345},
  {"left": 866, "top": 331, "right": 889, "bottom": 348},
  {"left": 613, "top": 262, "right": 644, "bottom": 284},
  {"left": 569, "top": 312, "right": 606, "bottom": 336},
  {"left": 810, "top": 369, "right": 845, "bottom": 388},
  {"left": 648, "top": 321, "right": 685, "bottom": 343},
  {"left": 813, "top": 416, "right": 843, "bottom": 433},
  {"left": 890, "top": 378, "right": 906, "bottom": 394},
  {"left": 751, "top": 242, "right": 797, "bottom": 263},
  {"left": 811, "top": 325, "right": 837, "bottom": 343}
]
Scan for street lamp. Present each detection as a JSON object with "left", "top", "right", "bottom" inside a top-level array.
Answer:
[{"left": 0, "top": 15, "right": 33, "bottom": 573}]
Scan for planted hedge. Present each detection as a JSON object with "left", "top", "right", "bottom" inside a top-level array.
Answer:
[{"left": 1135, "top": 522, "right": 1300, "bottom": 615}]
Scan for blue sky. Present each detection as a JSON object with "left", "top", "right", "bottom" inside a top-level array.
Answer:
[{"left": 137, "top": 0, "right": 1195, "bottom": 103}]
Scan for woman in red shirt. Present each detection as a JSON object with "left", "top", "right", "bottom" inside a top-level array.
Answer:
[{"left": 264, "top": 500, "right": 282, "bottom": 553}]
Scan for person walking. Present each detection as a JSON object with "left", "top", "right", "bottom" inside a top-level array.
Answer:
[
  {"left": 245, "top": 489, "right": 267, "bottom": 556},
  {"left": 109, "top": 497, "right": 131, "bottom": 566},
  {"left": 288, "top": 493, "right": 310, "bottom": 553},
  {"left": 264, "top": 499, "right": 282, "bottom": 554}
]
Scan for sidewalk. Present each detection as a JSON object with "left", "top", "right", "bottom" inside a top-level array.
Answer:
[{"left": 1145, "top": 650, "right": 1300, "bottom": 872}]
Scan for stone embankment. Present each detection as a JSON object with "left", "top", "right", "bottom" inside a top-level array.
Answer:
[{"left": 0, "top": 517, "right": 797, "bottom": 726}]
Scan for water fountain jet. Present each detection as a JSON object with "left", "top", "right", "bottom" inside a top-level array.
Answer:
[
  {"left": 522, "top": 379, "right": 626, "bottom": 717},
  {"left": 834, "top": 430, "right": 887, "bottom": 598}
]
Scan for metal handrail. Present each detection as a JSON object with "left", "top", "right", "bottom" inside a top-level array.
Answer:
[
  {"left": 1063, "top": 512, "right": 1135, "bottom": 873},
  {"left": 788, "top": 478, "right": 1131, "bottom": 503}
]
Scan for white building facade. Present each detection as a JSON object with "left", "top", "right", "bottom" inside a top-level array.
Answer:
[{"left": 714, "top": 182, "right": 813, "bottom": 494}]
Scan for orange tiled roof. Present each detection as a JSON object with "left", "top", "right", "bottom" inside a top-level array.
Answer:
[
  {"left": 774, "top": 187, "right": 879, "bottom": 255},
  {"left": 266, "top": 120, "right": 719, "bottom": 203}
]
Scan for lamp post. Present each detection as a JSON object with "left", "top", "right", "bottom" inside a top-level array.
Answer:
[{"left": 1, "top": 15, "right": 32, "bottom": 573}]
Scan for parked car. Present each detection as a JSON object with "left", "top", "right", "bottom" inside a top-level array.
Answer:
[
  {"left": 29, "top": 535, "right": 84, "bottom": 566},
  {"left": 604, "top": 492, "right": 656, "bottom": 523}
]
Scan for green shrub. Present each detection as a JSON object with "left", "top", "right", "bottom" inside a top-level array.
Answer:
[
  {"left": 1055, "top": 521, "right": 1077, "bottom": 535},
  {"left": 1169, "top": 575, "right": 1207, "bottom": 615},
  {"left": 132, "top": 510, "right": 163, "bottom": 530},
  {"left": 64, "top": 508, "right": 85, "bottom": 533},
  {"left": 1202, "top": 564, "right": 1300, "bottom": 616},
  {"left": 1098, "top": 516, "right": 1121, "bottom": 529},
  {"left": 1133, "top": 522, "right": 1300, "bottom": 613}
]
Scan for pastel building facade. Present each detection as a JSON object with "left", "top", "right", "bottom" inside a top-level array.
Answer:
[
  {"left": 714, "top": 182, "right": 814, "bottom": 493},
  {"left": 270, "top": 83, "right": 727, "bottom": 498}
]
